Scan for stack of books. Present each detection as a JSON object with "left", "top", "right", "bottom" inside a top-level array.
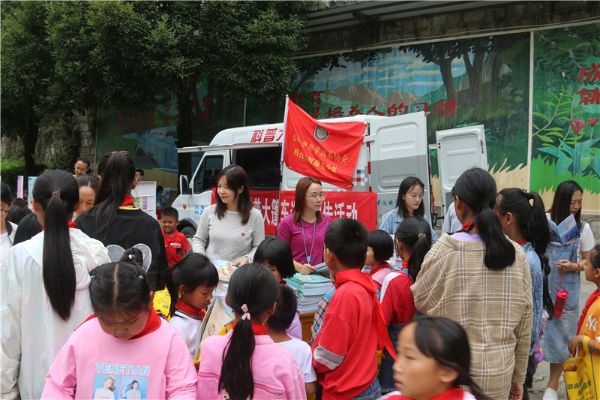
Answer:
[{"left": 286, "top": 272, "right": 333, "bottom": 313}]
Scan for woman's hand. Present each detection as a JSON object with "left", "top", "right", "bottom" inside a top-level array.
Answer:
[
  {"left": 568, "top": 335, "right": 585, "bottom": 354},
  {"left": 231, "top": 256, "right": 250, "bottom": 267},
  {"left": 556, "top": 259, "right": 580, "bottom": 273},
  {"left": 296, "top": 263, "right": 316, "bottom": 275},
  {"left": 508, "top": 382, "right": 523, "bottom": 400}
]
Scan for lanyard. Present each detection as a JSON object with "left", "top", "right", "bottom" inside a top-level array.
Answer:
[{"left": 301, "top": 219, "right": 317, "bottom": 265}]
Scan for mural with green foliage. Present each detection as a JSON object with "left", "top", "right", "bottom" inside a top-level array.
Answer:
[
  {"left": 292, "top": 32, "right": 530, "bottom": 174},
  {"left": 531, "top": 23, "right": 600, "bottom": 194}
]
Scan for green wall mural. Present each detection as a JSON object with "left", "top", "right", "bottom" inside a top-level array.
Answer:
[
  {"left": 531, "top": 23, "right": 600, "bottom": 196},
  {"left": 292, "top": 33, "right": 531, "bottom": 179}
]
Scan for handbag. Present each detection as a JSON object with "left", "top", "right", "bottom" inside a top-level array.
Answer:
[{"left": 563, "top": 336, "right": 600, "bottom": 399}]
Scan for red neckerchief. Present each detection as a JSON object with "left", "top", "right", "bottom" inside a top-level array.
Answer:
[
  {"left": 280, "top": 279, "right": 286, "bottom": 284},
  {"left": 80, "top": 308, "right": 162, "bottom": 339},
  {"left": 578, "top": 289, "right": 600, "bottom": 333},
  {"left": 68, "top": 220, "right": 77, "bottom": 229},
  {"left": 402, "top": 259, "right": 408, "bottom": 268},
  {"left": 175, "top": 299, "right": 205, "bottom": 320},
  {"left": 393, "top": 387, "right": 465, "bottom": 400},
  {"left": 515, "top": 238, "right": 528, "bottom": 245},
  {"left": 120, "top": 194, "right": 135, "bottom": 207},
  {"left": 462, "top": 220, "right": 478, "bottom": 232},
  {"left": 335, "top": 269, "right": 397, "bottom": 359},
  {"left": 231, "top": 321, "right": 269, "bottom": 335},
  {"left": 369, "top": 262, "right": 391, "bottom": 276}
]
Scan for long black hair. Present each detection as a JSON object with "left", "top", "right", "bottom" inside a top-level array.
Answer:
[
  {"left": 33, "top": 170, "right": 80, "bottom": 320},
  {"left": 219, "top": 263, "right": 279, "bottom": 399},
  {"left": 395, "top": 217, "right": 432, "bottom": 281},
  {"left": 497, "top": 188, "right": 553, "bottom": 316},
  {"left": 93, "top": 152, "right": 136, "bottom": 239},
  {"left": 395, "top": 176, "right": 425, "bottom": 218},
  {"left": 409, "top": 317, "right": 491, "bottom": 400},
  {"left": 214, "top": 164, "right": 252, "bottom": 224},
  {"left": 452, "top": 168, "right": 515, "bottom": 270},
  {"left": 171, "top": 254, "right": 218, "bottom": 314},
  {"left": 549, "top": 180, "right": 583, "bottom": 229},
  {"left": 254, "top": 237, "right": 296, "bottom": 279},
  {"left": 89, "top": 262, "right": 150, "bottom": 316}
]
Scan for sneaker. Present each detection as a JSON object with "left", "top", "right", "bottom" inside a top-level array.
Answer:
[{"left": 543, "top": 388, "right": 558, "bottom": 400}]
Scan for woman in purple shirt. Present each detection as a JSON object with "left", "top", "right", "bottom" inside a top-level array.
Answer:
[{"left": 277, "top": 177, "right": 332, "bottom": 274}]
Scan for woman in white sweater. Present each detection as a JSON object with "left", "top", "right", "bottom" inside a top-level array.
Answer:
[{"left": 192, "top": 164, "right": 264, "bottom": 266}]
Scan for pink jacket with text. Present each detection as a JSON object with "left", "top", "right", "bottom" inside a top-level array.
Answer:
[{"left": 41, "top": 318, "right": 197, "bottom": 399}]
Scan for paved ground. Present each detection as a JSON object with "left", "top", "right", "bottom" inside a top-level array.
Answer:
[{"left": 527, "top": 277, "right": 596, "bottom": 399}]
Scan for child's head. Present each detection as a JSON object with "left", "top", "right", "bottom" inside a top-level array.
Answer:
[
  {"left": 172, "top": 253, "right": 218, "bottom": 310},
  {"left": 366, "top": 229, "right": 394, "bottom": 267},
  {"left": 76, "top": 174, "right": 99, "bottom": 214},
  {"left": 220, "top": 263, "right": 279, "bottom": 400},
  {"left": 584, "top": 244, "right": 600, "bottom": 285},
  {"left": 267, "top": 284, "right": 298, "bottom": 333},
  {"left": 324, "top": 218, "right": 368, "bottom": 275},
  {"left": 162, "top": 206, "right": 179, "bottom": 235},
  {"left": 254, "top": 237, "right": 295, "bottom": 282},
  {"left": 395, "top": 217, "right": 432, "bottom": 281},
  {"left": 394, "top": 317, "right": 488, "bottom": 400},
  {"left": 89, "top": 262, "right": 152, "bottom": 340}
]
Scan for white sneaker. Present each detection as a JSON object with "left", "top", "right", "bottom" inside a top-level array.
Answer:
[{"left": 543, "top": 388, "right": 558, "bottom": 400}]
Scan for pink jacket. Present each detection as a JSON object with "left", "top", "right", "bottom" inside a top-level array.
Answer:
[
  {"left": 41, "top": 318, "right": 197, "bottom": 399},
  {"left": 197, "top": 332, "right": 306, "bottom": 399}
]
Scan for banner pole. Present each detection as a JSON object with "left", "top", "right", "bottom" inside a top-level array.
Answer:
[{"left": 276, "top": 96, "right": 290, "bottom": 233}]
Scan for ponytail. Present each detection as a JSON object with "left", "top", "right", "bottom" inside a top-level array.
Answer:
[
  {"left": 475, "top": 207, "right": 515, "bottom": 269},
  {"left": 219, "top": 318, "right": 256, "bottom": 399},
  {"left": 453, "top": 168, "right": 514, "bottom": 270},
  {"left": 395, "top": 217, "right": 432, "bottom": 281},
  {"left": 219, "top": 263, "right": 279, "bottom": 399},
  {"left": 407, "top": 233, "right": 431, "bottom": 281},
  {"left": 525, "top": 192, "right": 550, "bottom": 257},
  {"left": 457, "top": 374, "right": 492, "bottom": 400},
  {"left": 33, "top": 170, "right": 79, "bottom": 321}
]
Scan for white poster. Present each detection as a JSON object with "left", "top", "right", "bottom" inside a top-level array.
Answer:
[
  {"left": 27, "top": 176, "right": 37, "bottom": 210},
  {"left": 17, "top": 176, "right": 24, "bottom": 199},
  {"left": 130, "top": 181, "right": 157, "bottom": 219}
]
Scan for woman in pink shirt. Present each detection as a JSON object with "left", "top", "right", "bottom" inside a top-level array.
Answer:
[
  {"left": 42, "top": 262, "right": 197, "bottom": 399},
  {"left": 278, "top": 177, "right": 332, "bottom": 274},
  {"left": 197, "top": 263, "right": 305, "bottom": 399}
]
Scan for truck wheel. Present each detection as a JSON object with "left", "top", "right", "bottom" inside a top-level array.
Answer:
[{"left": 181, "top": 226, "right": 196, "bottom": 238}]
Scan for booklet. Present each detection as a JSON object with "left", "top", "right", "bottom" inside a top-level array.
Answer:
[{"left": 549, "top": 214, "right": 580, "bottom": 245}]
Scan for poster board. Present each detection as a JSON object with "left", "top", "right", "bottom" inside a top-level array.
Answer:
[{"left": 131, "top": 180, "right": 157, "bottom": 219}]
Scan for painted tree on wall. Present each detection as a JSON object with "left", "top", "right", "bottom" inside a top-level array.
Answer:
[{"left": 531, "top": 23, "right": 600, "bottom": 194}]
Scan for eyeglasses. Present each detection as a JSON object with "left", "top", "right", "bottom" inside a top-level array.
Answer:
[{"left": 306, "top": 193, "right": 325, "bottom": 200}]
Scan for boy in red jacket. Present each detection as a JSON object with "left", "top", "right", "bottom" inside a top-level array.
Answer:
[
  {"left": 161, "top": 207, "right": 191, "bottom": 268},
  {"left": 312, "top": 218, "right": 395, "bottom": 400}
]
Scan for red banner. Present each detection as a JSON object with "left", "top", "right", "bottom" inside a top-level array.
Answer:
[
  {"left": 283, "top": 99, "right": 366, "bottom": 190},
  {"left": 211, "top": 189, "right": 377, "bottom": 236}
]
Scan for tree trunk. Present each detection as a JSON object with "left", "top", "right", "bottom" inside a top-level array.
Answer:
[
  {"left": 463, "top": 39, "right": 487, "bottom": 106},
  {"left": 23, "top": 114, "right": 38, "bottom": 177},
  {"left": 439, "top": 58, "right": 457, "bottom": 101},
  {"left": 176, "top": 82, "right": 194, "bottom": 185}
]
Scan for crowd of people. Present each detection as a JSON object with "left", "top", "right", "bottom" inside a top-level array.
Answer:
[{"left": 0, "top": 152, "right": 598, "bottom": 400}]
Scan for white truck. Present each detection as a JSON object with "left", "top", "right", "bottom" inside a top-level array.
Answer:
[{"left": 172, "top": 111, "right": 486, "bottom": 237}]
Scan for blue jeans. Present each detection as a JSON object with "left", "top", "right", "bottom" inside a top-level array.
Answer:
[
  {"left": 378, "top": 323, "right": 403, "bottom": 393},
  {"left": 352, "top": 378, "right": 381, "bottom": 400}
]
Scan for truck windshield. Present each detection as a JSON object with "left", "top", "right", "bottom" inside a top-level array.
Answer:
[
  {"left": 193, "top": 154, "right": 224, "bottom": 193},
  {"left": 233, "top": 147, "right": 282, "bottom": 190}
]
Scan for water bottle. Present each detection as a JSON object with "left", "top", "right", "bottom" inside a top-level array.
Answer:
[{"left": 553, "top": 289, "right": 569, "bottom": 318}]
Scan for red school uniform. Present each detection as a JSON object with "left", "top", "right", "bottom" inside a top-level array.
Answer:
[
  {"left": 163, "top": 229, "right": 190, "bottom": 267},
  {"left": 312, "top": 269, "right": 395, "bottom": 400}
]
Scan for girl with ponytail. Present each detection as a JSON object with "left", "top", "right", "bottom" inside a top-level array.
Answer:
[
  {"left": 378, "top": 216, "right": 432, "bottom": 394},
  {"left": 197, "top": 263, "right": 305, "bottom": 399},
  {"left": 380, "top": 316, "right": 491, "bottom": 400},
  {"left": 1, "top": 170, "right": 110, "bottom": 400},
  {"left": 412, "top": 168, "right": 533, "bottom": 399},
  {"left": 496, "top": 188, "right": 551, "bottom": 397}
]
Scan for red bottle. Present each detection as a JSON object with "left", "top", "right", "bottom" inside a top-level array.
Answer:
[{"left": 554, "top": 289, "right": 569, "bottom": 318}]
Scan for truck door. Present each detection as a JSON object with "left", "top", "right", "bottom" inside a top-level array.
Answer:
[
  {"left": 369, "top": 111, "right": 431, "bottom": 224},
  {"left": 436, "top": 125, "right": 487, "bottom": 213}
]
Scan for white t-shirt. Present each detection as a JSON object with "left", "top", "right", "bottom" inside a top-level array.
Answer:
[
  {"left": 0, "top": 222, "right": 17, "bottom": 266},
  {"left": 276, "top": 338, "right": 317, "bottom": 383}
]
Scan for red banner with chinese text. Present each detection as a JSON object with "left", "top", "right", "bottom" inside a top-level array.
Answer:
[
  {"left": 283, "top": 99, "right": 366, "bottom": 190},
  {"left": 210, "top": 189, "right": 377, "bottom": 236}
]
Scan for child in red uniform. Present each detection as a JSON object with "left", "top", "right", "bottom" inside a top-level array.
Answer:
[
  {"left": 312, "top": 218, "right": 394, "bottom": 400},
  {"left": 364, "top": 229, "right": 394, "bottom": 294},
  {"left": 568, "top": 245, "right": 600, "bottom": 365},
  {"left": 162, "top": 207, "right": 190, "bottom": 268}
]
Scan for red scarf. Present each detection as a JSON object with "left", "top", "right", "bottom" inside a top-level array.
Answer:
[
  {"left": 68, "top": 220, "right": 78, "bottom": 228},
  {"left": 175, "top": 300, "right": 205, "bottom": 320},
  {"left": 462, "top": 220, "right": 478, "bottom": 232},
  {"left": 515, "top": 238, "right": 528, "bottom": 245},
  {"left": 402, "top": 259, "right": 408, "bottom": 268},
  {"left": 231, "top": 321, "right": 269, "bottom": 335},
  {"left": 120, "top": 194, "right": 136, "bottom": 208},
  {"left": 80, "top": 308, "right": 162, "bottom": 339},
  {"left": 578, "top": 289, "right": 600, "bottom": 333},
  {"left": 336, "top": 269, "right": 397, "bottom": 359},
  {"left": 369, "top": 262, "right": 391, "bottom": 276}
]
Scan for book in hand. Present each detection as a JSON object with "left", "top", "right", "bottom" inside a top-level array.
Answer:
[{"left": 549, "top": 214, "right": 580, "bottom": 245}]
